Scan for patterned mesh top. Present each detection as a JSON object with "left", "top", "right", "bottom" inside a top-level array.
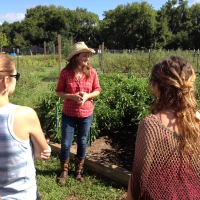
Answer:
[{"left": 127, "top": 114, "right": 200, "bottom": 200}]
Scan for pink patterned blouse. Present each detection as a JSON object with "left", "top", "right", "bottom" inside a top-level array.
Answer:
[{"left": 55, "top": 67, "right": 101, "bottom": 118}]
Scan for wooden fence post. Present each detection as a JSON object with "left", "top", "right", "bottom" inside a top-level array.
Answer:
[
  {"left": 101, "top": 42, "right": 104, "bottom": 53},
  {"left": 70, "top": 38, "right": 73, "bottom": 47},
  {"left": 58, "top": 34, "right": 62, "bottom": 74},
  {"left": 53, "top": 44, "right": 55, "bottom": 60},
  {"left": 44, "top": 41, "right": 46, "bottom": 61}
]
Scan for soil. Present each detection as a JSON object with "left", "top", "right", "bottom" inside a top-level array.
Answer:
[
  {"left": 63, "top": 128, "right": 136, "bottom": 200},
  {"left": 70, "top": 130, "right": 135, "bottom": 199},
  {"left": 71, "top": 128, "right": 136, "bottom": 172}
]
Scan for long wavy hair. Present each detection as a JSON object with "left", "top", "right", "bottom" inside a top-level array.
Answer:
[
  {"left": 150, "top": 56, "right": 200, "bottom": 156},
  {"left": 63, "top": 53, "right": 91, "bottom": 78}
]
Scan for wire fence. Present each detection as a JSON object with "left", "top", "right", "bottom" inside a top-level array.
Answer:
[
  {"left": 2, "top": 45, "right": 200, "bottom": 56},
  {"left": 2, "top": 45, "right": 59, "bottom": 55}
]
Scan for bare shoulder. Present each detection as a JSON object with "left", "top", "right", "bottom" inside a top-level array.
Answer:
[
  {"left": 13, "top": 106, "right": 42, "bottom": 141},
  {"left": 15, "top": 106, "right": 38, "bottom": 120}
]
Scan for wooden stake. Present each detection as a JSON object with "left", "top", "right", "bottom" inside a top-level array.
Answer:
[
  {"left": 44, "top": 41, "right": 46, "bottom": 61},
  {"left": 58, "top": 34, "right": 62, "bottom": 73}
]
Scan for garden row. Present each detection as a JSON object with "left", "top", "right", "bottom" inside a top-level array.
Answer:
[{"left": 10, "top": 52, "right": 200, "bottom": 145}]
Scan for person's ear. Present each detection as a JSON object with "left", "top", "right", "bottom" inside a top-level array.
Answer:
[
  {"left": 2, "top": 76, "right": 10, "bottom": 89},
  {"left": 154, "top": 83, "right": 160, "bottom": 98}
]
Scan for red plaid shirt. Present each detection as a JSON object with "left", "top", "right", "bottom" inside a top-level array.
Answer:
[{"left": 55, "top": 67, "right": 101, "bottom": 117}]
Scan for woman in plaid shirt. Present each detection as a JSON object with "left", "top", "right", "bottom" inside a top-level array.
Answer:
[{"left": 56, "top": 42, "right": 101, "bottom": 184}]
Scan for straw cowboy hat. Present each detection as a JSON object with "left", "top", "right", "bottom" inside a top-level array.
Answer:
[{"left": 67, "top": 41, "right": 94, "bottom": 61}]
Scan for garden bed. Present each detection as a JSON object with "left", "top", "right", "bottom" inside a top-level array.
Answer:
[{"left": 49, "top": 131, "right": 135, "bottom": 187}]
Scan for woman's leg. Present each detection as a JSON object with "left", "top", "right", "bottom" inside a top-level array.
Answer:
[
  {"left": 60, "top": 113, "right": 76, "bottom": 162},
  {"left": 74, "top": 114, "right": 93, "bottom": 181},
  {"left": 76, "top": 113, "right": 93, "bottom": 159},
  {"left": 58, "top": 113, "right": 76, "bottom": 184}
]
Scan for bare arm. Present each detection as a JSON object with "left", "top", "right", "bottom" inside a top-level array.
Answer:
[
  {"left": 79, "top": 90, "right": 100, "bottom": 105},
  {"left": 57, "top": 91, "right": 84, "bottom": 103},
  {"left": 30, "top": 135, "right": 51, "bottom": 160},
  {"left": 82, "top": 90, "right": 100, "bottom": 99},
  {"left": 28, "top": 108, "right": 51, "bottom": 159},
  {"left": 56, "top": 91, "right": 78, "bottom": 100},
  {"left": 14, "top": 106, "right": 51, "bottom": 160}
]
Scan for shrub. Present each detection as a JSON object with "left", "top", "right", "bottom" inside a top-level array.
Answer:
[
  {"left": 38, "top": 84, "right": 63, "bottom": 142},
  {"left": 38, "top": 73, "right": 153, "bottom": 143}
]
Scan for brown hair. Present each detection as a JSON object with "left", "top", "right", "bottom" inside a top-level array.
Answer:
[
  {"left": 150, "top": 56, "right": 200, "bottom": 155},
  {"left": 63, "top": 53, "right": 91, "bottom": 78},
  {"left": 0, "top": 53, "right": 15, "bottom": 78}
]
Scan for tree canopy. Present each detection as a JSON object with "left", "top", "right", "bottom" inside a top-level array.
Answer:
[{"left": 1, "top": 0, "right": 200, "bottom": 51}]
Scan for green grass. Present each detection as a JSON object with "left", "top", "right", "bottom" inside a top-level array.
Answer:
[{"left": 35, "top": 155, "right": 126, "bottom": 200}]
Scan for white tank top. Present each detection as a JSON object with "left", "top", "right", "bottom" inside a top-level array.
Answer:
[{"left": 0, "top": 104, "right": 37, "bottom": 200}]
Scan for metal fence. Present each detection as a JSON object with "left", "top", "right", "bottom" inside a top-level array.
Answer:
[
  {"left": 2, "top": 46, "right": 200, "bottom": 57},
  {"left": 2, "top": 45, "right": 59, "bottom": 55}
]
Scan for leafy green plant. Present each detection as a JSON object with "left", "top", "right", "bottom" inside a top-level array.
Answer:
[
  {"left": 93, "top": 73, "right": 153, "bottom": 136},
  {"left": 38, "top": 84, "right": 63, "bottom": 142}
]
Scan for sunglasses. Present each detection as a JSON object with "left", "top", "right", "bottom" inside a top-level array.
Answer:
[{"left": 9, "top": 72, "right": 20, "bottom": 81}]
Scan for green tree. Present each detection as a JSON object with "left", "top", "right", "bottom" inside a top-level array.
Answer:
[
  {"left": 24, "top": 5, "right": 70, "bottom": 46},
  {"left": 153, "top": 16, "right": 172, "bottom": 49},
  {"left": 158, "top": 0, "right": 192, "bottom": 49},
  {"left": 67, "top": 8, "right": 100, "bottom": 46},
  {"left": 2, "top": 1, "right": 199, "bottom": 50},
  {"left": 0, "top": 32, "right": 8, "bottom": 52},
  {"left": 99, "top": 2, "right": 157, "bottom": 49},
  {"left": 189, "top": 3, "right": 200, "bottom": 49},
  {"left": 1, "top": 21, "right": 12, "bottom": 48},
  {"left": 13, "top": 32, "right": 27, "bottom": 48},
  {"left": 6, "top": 21, "right": 26, "bottom": 49}
]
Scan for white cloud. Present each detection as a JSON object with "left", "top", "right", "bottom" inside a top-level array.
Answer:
[
  {"left": 189, "top": 0, "right": 200, "bottom": 6},
  {"left": 0, "top": 13, "right": 25, "bottom": 22},
  {"left": 192, "top": 0, "right": 200, "bottom": 3}
]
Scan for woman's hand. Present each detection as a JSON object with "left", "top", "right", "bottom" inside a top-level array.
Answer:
[
  {"left": 73, "top": 92, "right": 83, "bottom": 105},
  {"left": 79, "top": 91, "right": 89, "bottom": 105},
  {"left": 40, "top": 145, "right": 51, "bottom": 160}
]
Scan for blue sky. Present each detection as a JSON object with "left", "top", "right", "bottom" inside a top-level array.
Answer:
[{"left": 0, "top": 0, "right": 200, "bottom": 24}]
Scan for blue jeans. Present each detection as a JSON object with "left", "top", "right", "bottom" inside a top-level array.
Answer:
[{"left": 60, "top": 113, "right": 93, "bottom": 162}]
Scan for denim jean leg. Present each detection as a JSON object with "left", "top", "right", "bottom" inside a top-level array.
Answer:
[
  {"left": 76, "top": 114, "right": 93, "bottom": 160},
  {"left": 60, "top": 113, "right": 76, "bottom": 162}
]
